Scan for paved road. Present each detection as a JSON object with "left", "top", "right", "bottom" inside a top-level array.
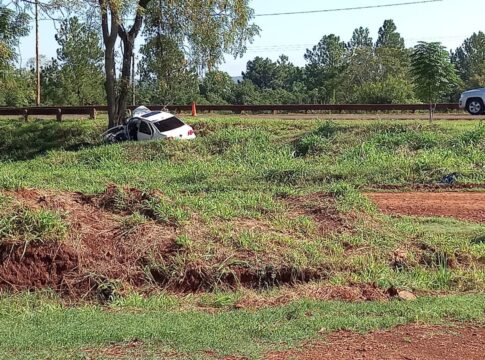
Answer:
[
  {"left": 199, "top": 112, "right": 484, "bottom": 121},
  {"left": 2, "top": 112, "right": 483, "bottom": 121}
]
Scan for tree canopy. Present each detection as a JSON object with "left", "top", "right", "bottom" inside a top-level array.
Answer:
[{"left": 0, "top": 16, "right": 482, "bottom": 109}]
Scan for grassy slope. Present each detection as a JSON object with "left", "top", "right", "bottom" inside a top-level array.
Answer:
[
  {"left": 3, "top": 117, "right": 485, "bottom": 193},
  {"left": 1, "top": 117, "right": 485, "bottom": 358}
]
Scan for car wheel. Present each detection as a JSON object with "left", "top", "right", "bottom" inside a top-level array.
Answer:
[{"left": 466, "top": 98, "right": 485, "bottom": 115}]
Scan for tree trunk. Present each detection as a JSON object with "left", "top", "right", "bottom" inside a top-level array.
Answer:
[
  {"left": 105, "top": 42, "right": 117, "bottom": 128},
  {"left": 116, "top": 34, "right": 135, "bottom": 125},
  {"left": 114, "top": 2, "right": 149, "bottom": 125},
  {"left": 100, "top": 0, "right": 151, "bottom": 128},
  {"left": 100, "top": 0, "right": 119, "bottom": 129}
]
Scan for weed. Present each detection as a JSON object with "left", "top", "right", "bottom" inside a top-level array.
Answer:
[
  {"left": 119, "top": 212, "right": 147, "bottom": 232},
  {"left": 0, "top": 201, "right": 67, "bottom": 245}
]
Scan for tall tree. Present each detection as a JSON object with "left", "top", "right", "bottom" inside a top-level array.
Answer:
[
  {"left": 242, "top": 55, "right": 301, "bottom": 91},
  {"left": 347, "top": 27, "right": 373, "bottom": 52},
  {"left": 411, "top": 42, "right": 459, "bottom": 121},
  {"left": 138, "top": 35, "right": 199, "bottom": 105},
  {"left": 303, "top": 34, "right": 346, "bottom": 103},
  {"left": 375, "top": 19, "right": 405, "bottom": 49},
  {"left": 199, "top": 70, "right": 235, "bottom": 104},
  {"left": 65, "top": 0, "right": 259, "bottom": 127},
  {"left": 451, "top": 31, "right": 485, "bottom": 88},
  {"left": 242, "top": 57, "right": 278, "bottom": 90},
  {"left": 53, "top": 17, "right": 105, "bottom": 105}
]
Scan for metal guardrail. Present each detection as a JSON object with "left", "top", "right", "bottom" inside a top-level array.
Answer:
[{"left": 0, "top": 103, "right": 461, "bottom": 121}]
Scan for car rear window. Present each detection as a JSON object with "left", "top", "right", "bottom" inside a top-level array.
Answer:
[
  {"left": 141, "top": 111, "right": 161, "bottom": 118},
  {"left": 153, "top": 117, "right": 185, "bottom": 132}
]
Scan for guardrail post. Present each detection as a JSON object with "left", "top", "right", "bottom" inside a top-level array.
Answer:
[
  {"left": 23, "top": 109, "right": 29, "bottom": 122},
  {"left": 56, "top": 108, "right": 62, "bottom": 122},
  {"left": 89, "top": 107, "right": 97, "bottom": 120}
]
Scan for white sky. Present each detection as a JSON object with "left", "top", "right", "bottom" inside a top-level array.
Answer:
[{"left": 18, "top": 0, "right": 485, "bottom": 76}]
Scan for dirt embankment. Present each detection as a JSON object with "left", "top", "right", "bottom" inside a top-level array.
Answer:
[
  {"left": 0, "top": 187, "right": 177, "bottom": 299},
  {"left": 0, "top": 187, "right": 353, "bottom": 300},
  {"left": 367, "top": 192, "right": 485, "bottom": 223}
]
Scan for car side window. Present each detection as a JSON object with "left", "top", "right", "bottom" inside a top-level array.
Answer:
[{"left": 139, "top": 121, "right": 152, "bottom": 135}]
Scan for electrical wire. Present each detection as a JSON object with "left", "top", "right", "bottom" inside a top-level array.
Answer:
[{"left": 255, "top": 0, "right": 443, "bottom": 17}]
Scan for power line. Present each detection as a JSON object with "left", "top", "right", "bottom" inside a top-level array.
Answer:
[
  {"left": 255, "top": 0, "right": 443, "bottom": 17},
  {"left": 37, "top": 1, "right": 444, "bottom": 22}
]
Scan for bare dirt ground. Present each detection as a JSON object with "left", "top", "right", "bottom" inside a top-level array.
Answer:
[
  {"left": 268, "top": 324, "right": 485, "bottom": 360},
  {"left": 366, "top": 192, "right": 485, "bottom": 223}
]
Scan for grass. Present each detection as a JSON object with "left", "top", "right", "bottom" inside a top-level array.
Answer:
[
  {"left": 1, "top": 116, "right": 485, "bottom": 357},
  {"left": 0, "top": 196, "right": 68, "bottom": 245},
  {"left": 0, "top": 292, "right": 484, "bottom": 359},
  {"left": 2, "top": 118, "right": 485, "bottom": 193}
]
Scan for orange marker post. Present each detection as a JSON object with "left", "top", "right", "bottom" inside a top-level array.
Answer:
[{"left": 191, "top": 102, "right": 197, "bottom": 117}]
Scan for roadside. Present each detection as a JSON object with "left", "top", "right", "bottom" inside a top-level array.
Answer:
[{"left": 268, "top": 324, "right": 485, "bottom": 360}]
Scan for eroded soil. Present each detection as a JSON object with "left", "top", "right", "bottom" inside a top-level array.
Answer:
[{"left": 0, "top": 188, "right": 351, "bottom": 298}]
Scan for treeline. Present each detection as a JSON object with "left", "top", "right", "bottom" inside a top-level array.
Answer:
[{"left": 0, "top": 15, "right": 484, "bottom": 107}]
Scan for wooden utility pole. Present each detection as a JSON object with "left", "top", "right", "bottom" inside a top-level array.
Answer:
[
  {"left": 35, "top": 0, "right": 40, "bottom": 106},
  {"left": 132, "top": 53, "right": 135, "bottom": 106}
]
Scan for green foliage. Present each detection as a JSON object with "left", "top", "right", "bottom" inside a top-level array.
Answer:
[
  {"left": 138, "top": 35, "right": 199, "bottom": 105},
  {"left": 0, "top": 6, "right": 31, "bottom": 106},
  {"left": 347, "top": 26, "right": 373, "bottom": 51},
  {"left": 41, "top": 17, "right": 105, "bottom": 106},
  {"left": 0, "top": 118, "right": 103, "bottom": 161},
  {"left": 451, "top": 31, "right": 485, "bottom": 89},
  {"left": 411, "top": 42, "right": 459, "bottom": 105},
  {"left": 0, "top": 68, "right": 35, "bottom": 106},
  {"left": 0, "top": 6, "right": 29, "bottom": 66},
  {"left": 376, "top": 19, "right": 405, "bottom": 49},
  {"left": 243, "top": 55, "right": 302, "bottom": 92},
  {"left": 199, "top": 71, "right": 235, "bottom": 104},
  {"left": 303, "top": 34, "right": 347, "bottom": 102}
]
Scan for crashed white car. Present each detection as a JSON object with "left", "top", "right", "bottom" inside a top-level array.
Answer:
[{"left": 103, "top": 106, "right": 196, "bottom": 143}]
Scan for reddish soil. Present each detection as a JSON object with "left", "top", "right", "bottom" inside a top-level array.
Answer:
[
  {"left": 0, "top": 187, "right": 177, "bottom": 298},
  {"left": 268, "top": 324, "right": 485, "bottom": 360},
  {"left": 282, "top": 192, "right": 352, "bottom": 234},
  {"left": 366, "top": 192, "right": 485, "bottom": 223},
  {"left": 368, "top": 183, "right": 485, "bottom": 192},
  {"left": 0, "top": 188, "right": 352, "bottom": 298}
]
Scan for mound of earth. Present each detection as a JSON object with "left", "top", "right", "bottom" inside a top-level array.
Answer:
[
  {"left": 268, "top": 325, "right": 485, "bottom": 360},
  {"left": 1, "top": 187, "right": 176, "bottom": 298},
  {"left": 367, "top": 192, "right": 485, "bottom": 223},
  {"left": 0, "top": 187, "right": 353, "bottom": 299}
]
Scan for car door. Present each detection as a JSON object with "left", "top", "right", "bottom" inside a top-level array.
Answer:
[{"left": 137, "top": 120, "right": 154, "bottom": 141}]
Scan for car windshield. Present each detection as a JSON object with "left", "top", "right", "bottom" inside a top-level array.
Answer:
[{"left": 152, "top": 117, "right": 185, "bottom": 133}]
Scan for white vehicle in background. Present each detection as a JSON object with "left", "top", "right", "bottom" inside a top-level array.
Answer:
[
  {"left": 459, "top": 88, "right": 485, "bottom": 115},
  {"left": 103, "top": 106, "right": 196, "bottom": 143}
]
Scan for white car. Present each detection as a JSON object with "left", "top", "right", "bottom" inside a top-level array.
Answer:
[
  {"left": 103, "top": 106, "right": 196, "bottom": 143},
  {"left": 459, "top": 88, "right": 485, "bottom": 115}
]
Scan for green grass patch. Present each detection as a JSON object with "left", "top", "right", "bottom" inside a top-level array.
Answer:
[
  {"left": 0, "top": 197, "right": 67, "bottom": 245},
  {"left": 0, "top": 293, "right": 484, "bottom": 359}
]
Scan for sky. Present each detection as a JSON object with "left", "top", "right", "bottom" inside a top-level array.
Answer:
[{"left": 17, "top": 0, "right": 485, "bottom": 76}]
